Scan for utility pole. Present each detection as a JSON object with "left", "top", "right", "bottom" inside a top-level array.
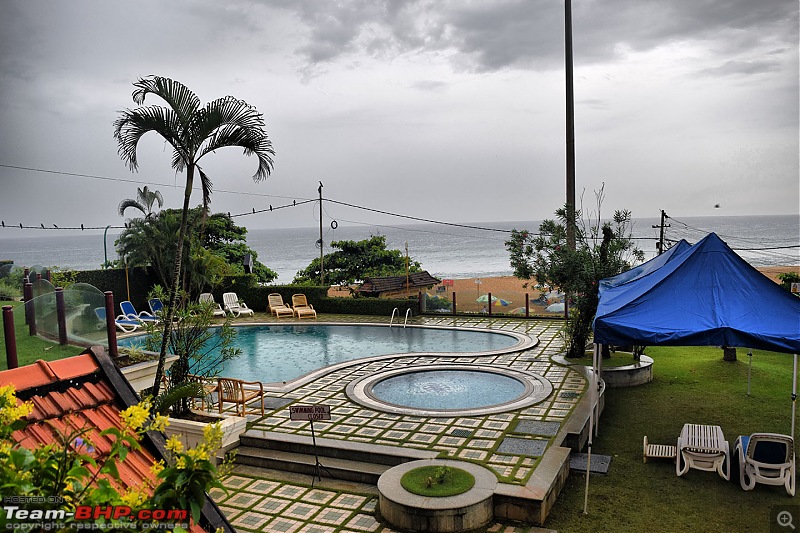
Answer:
[
  {"left": 652, "top": 209, "right": 670, "bottom": 255},
  {"left": 565, "top": 0, "right": 576, "bottom": 252},
  {"left": 318, "top": 181, "right": 324, "bottom": 284}
]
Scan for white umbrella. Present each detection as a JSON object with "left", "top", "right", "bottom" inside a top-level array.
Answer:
[{"left": 546, "top": 302, "right": 565, "bottom": 313}]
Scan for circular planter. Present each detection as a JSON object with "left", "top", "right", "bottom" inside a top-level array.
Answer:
[
  {"left": 378, "top": 459, "right": 496, "bottom": 533},
  {"left": 590, "top": 352, "right": 653, "bottom": 388}
]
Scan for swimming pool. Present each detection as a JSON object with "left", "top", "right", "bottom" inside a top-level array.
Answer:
[{"left": 118, "top": 323, "right": 529, "bottom": 384}]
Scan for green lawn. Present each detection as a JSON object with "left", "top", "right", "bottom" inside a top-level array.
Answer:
[
  {"left": 0, "top": 300, "right": 85, "bottom": 370},
  {"left": 546, "top": 345, "right": 796, "bottom": 532}
]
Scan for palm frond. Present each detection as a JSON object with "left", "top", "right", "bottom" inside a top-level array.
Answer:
[
  {"left": 113, "top": 105, "right": 187, "bottom": 171},
  {"left": 118, "top": 199, "right": 146, "bottom": 217},
  {"left": 131, "top": 76, "right": 200, "bottom": 125},
  {"left": 152, "top": 381, "right": 204, "bottom": 415},
  {"left": 197, "top": 167, "right": 212, "bottom": 209}
]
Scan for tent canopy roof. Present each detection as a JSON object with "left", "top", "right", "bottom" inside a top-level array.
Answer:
[{"left": 593, "top": 233, "right": 800, "bottom": 354}]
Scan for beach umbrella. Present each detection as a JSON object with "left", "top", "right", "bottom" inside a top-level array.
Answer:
[
  {"left": 476, "top": 294, "right": 498, "bottom": 303},
  {"left": 493, "top": 298, "right": 512, "bottom": 306},
  {"left": 511, "top": 307, "right": 526, "bottom": 315},
  {"left": 546, "top": 302, "right": 565, "bottom": 313}
]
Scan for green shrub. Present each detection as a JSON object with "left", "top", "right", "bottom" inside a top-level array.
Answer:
[{"left": 0, "top": 280, "right": 20, "bottom": 300}]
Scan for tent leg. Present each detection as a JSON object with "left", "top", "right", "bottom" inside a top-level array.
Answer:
[
  {"left": 584, "top": 343, "right": 599, "bottom": 514},
  {"left": 792, "top": 354, "right": 797, "bottom": 441}
]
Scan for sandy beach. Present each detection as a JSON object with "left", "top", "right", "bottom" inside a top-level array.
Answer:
[{"left": 330, "top": 265, "right": 799, "bottom": 313}]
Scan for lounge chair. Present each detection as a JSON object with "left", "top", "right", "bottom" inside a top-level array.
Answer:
[
  {"left": 148, "top": 297, "right": 165, "bottom": 318},
  {"left": 222, "top": 292, "right": 254, "bottom": 317},
  {"left": 734, "top": 433, "right": 795, "bottom": 496},
  {"left": 198, "top": 293, "right": 226, "bottom": 317},
  {"left": 268, "top": 293, "right": 294, "bottom": 318},
  {"left": 291, "top": 294, "right": 317, "bottom": 319},
  {"left": 120, "top": 300, "right": 159, "bottom": 323},
  {"left": 94, "top": 307, "right": 142, "bottom": 333},
  {"left": 217, "top": 377, "right": 264, "bottom": 416}
]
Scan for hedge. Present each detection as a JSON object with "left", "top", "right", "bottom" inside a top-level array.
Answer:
[{"left": 61, "top": 268, "right": 422, "bottom": 317}]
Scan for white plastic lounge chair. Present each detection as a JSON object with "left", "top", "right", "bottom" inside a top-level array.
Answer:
[
  {"left": 268, "top": 293, "right": 294, "bottom": 318},
  {"left": 120, "top": 300, "right": 158, "bottom": 323},
  {"left": 198, "top": 293, "right": 226, "bottom": 317},
  {"left": 291, "top": 294, "right": 317, "bottom": 319},
  {"left": 94, "top": 307, "right": 141, "bottom": 333},
  {"left": 734, "top": 433, "right": 795, "bottom": 496},
  {"left": 222, "top": 292, "right": 254, "bottom": 317}
]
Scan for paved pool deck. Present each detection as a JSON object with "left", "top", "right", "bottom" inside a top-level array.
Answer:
[{"left": 209, "top": 313, "right": 579, "bottom": 532}]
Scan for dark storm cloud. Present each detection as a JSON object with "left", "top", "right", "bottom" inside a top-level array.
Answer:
[{"left": 279, "top": 0, "right": 798, "bottom": 74}]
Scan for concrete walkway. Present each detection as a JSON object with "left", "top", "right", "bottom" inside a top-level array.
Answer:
[{"left": 211, "top": 314, "right": 578, "bottom": 532}]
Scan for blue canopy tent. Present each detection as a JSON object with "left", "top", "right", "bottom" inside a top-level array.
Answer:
[
  {"left": 594, "top": 233, "right": 800, "bottom": 353},
  {"left": 583, "top": 233, "right": 800, "bottom": 508}
]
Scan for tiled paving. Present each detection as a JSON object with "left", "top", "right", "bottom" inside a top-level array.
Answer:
[{"left": 214, "top": 313, "right": 582, "bottom": 532}]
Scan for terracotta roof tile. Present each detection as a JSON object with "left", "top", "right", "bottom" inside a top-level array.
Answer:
[{"left": 0, "top": 349, "right": 228, "bottom": 533}]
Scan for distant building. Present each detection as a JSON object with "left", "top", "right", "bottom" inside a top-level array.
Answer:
[{"left": 357, "top": 271, "right": 441, "bottom": 298}]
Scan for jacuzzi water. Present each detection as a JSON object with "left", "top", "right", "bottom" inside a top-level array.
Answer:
[
  {"left": 370, "top": 369, "right": 526, "bottom": 410},
  {"left": 118, "top": 324, "right": 520, "bottom": 383}
]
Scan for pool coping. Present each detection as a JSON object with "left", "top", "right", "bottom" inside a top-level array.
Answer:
[{"left": 346, "top": 364, "right": 554, "bottom": 418}]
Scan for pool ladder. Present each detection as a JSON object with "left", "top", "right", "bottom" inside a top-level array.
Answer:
[{"left": 390, "top": 308, "right": 412, "bottom": 328}]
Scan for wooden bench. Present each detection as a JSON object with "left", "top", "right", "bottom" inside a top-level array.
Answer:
[{"left": 643, "top": 435, "right": 677, "bottom": 463}]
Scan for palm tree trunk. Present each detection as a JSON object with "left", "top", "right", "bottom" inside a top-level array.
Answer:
[{"left": 152, "top": 165, "right": 194, "bottom": 397}]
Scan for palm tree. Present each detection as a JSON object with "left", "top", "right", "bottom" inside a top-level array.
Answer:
[
  {"left": 114, "top": 76, "right": 274, "bottom": 395},
  {"left": 118, "top": 186, "right": 164, "bottom": 218}
]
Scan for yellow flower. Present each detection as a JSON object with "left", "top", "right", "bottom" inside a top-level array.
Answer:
[
  {"left": 165, "top": 435, "right": 184, "bottom": 453},
  {"left": 120, "top": 488, "right": 148, "bottom": 508},
  {"left": 186, "top": 447, "right": 210, "bottom": 462},
  {"left": 150, "top": 459, "right": 165, "bottom": 478},
  {"left": 175, "top": 456, "right": 187, "bottom": 469},
  {"left": 149, "top": 414, "right": 170, "bottom": 433},
  {"left": 202, "top": 422, "right": 224, "bottom": 450},
  {"left": 0, "top": 385, "right": 33, "bottom": 425},
  {"left": 120, "top": 400, "right": 151, "bottom": 431}
]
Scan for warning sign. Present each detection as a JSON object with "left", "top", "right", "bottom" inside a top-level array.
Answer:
[{"left": 289, "top": 405, "right": 331, "bottom": 421}]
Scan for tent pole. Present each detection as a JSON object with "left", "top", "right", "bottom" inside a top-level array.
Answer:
[
  {"left": 584, "top": 342, "right": 598, "bottom": 514},
  {"left": 792, "top": 354, "right": 797, "bottom": 441},
  {"left": 747, "top": 350, "right": 752, "bottom": 396}
]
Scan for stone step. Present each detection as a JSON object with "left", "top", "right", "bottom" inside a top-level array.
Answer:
[
  {"left": 240, "top": 429, "right": 437, "bottom": 466},
  {"left": 234, "top": 446, "right": 390, "bottom": 484}
]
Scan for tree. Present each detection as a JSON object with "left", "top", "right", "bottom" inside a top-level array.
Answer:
[
  {"left": 114, "top": 75, "right": 274, "bottom": 396},
  {"left": 506, "top": 187, "right": 644, "bottom": 357},
  {"left": 293, "top": 235, "right": 422, "bottom": 287},
  {"left": 116, "top": 208, "right": 277, "bottom": 292},
  {"left": 118, "top": 185, "right": 164, "bottom": 218}
]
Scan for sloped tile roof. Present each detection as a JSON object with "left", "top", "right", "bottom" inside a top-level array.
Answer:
[
  {"left": 358, "top": 271, "right": 441, "bottom": 294},
  {"left": 0, "top": 347, "right": 231, "bottom": 533}
]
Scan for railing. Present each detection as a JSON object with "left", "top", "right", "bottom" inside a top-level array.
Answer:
[
  {"left": 420, "top": 288, "right": 567, "bottom": 318},
  {"left": 404, "top": 308, "right": 412, "bottom": 328},
  {"left": 389, "top": 307, "right": 399, "bottom": 327}
]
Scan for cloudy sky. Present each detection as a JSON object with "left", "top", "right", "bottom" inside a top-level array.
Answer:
[{"left": 0, "top": 0, "right": 797, "bottom": 236}]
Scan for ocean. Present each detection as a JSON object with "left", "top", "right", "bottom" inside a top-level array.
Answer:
[{"left": 0, "top": 215, "right": 797, "bottom": 284}]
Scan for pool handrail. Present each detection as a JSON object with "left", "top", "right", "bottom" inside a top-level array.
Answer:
[
  {"left": 390, "top": 307, "right": 399, "bottom": 327},
  {"left": 404, "top": 308, "right": 412, "bottom": 328}
]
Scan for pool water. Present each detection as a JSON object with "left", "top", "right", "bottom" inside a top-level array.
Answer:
[
  {"left": 371, "top": 370, "right": 526, "bottom": 410},
  {"left": 119, "top": 324, "right": 519, "bottom": 383}
]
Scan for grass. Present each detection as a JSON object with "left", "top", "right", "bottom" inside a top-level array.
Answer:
[
  {"left": 401, "top": 465, "right": 475, "bottom": 497},
  {"left": 0, "top": 300, "right": 85, "bottom": 369},
  {"left": 546, "top": 345, "right": 797, "bottom": 532}
]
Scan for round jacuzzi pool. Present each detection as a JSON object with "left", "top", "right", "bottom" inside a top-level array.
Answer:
[{"left": 346, "top": 365, "right": 553, "bottom": 417}]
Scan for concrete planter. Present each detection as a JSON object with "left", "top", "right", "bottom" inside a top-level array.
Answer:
[
  {"left": 120, "top": 355, "right": 178, "bottom": 392},
  {"left": 378, "top": 459, "right": 497, "bottom": 533},
  {"left": 165, "top": 411, "right": 248, "bottom": 458},
  {"left": 589, "top": 351, "right": 653, "bottom": 388}
]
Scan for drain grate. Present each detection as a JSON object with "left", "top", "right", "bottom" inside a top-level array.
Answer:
[
  {"left": 560, "top": 391, "right": 580, "bottom": 400},
  {"left": 450, "top": 429, "right": 472, "bottom": 438}
]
